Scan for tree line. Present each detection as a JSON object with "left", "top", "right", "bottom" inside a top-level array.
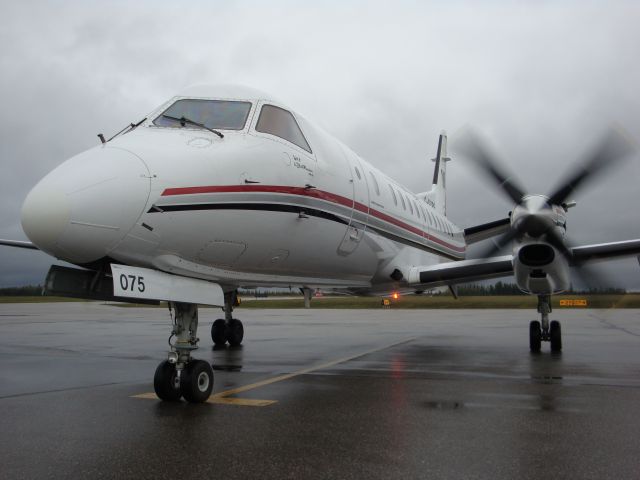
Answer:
[
  {"left": 0, "top": 285, "right": 43, "bottom": 296},
  {"left": 454, "top": 281, "right": 626, "bottom": 296}
]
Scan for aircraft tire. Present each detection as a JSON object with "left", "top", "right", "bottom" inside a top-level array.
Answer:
[
  {"left": 550, "top": 320, "right": 562, "bottom": 352},
  {"left": 211, "top": 319, "right": 227, "bottom": 346},
  {"left": 181, "top": 360, "right": 214, "bottom": 403},
  {"left": 227, "top": 319, "right": 244, "bottom": 347},
  {"left": 529, "top": 320, "right": 542, "bottom": 353},
  {"left": 153, "top": 360, "right": 182, "bottom": 402}
]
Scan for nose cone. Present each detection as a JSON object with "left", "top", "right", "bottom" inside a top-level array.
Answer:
[
  {"left": 21, "top": 182, "right": 71, "bottom": 255},
  {"left": 21, "top": 146, "right": 151, "bottom": 264}
]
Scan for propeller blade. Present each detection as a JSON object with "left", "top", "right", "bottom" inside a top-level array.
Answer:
[
  {"left": 475, "top": 228, "right": 518, "bottom": 259},
  {"left": 547, "top": 127, "right": 636, "bottom": 206},
  {"left": 545, "top": 229, "right": 573, "bottom": 261},
  {"left": 545, "top": 229, "right": 609, "bottom": 291},
  {"left": 453, "top": 129, "right": 527, "bottom": 205}
]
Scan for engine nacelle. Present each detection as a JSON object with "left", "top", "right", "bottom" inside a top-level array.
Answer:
[{"left": 513, "top": 242, "right": 570, "bottom": 294}]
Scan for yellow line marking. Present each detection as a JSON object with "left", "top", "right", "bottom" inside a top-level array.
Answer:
[
  {"left": 211, "top": 336, "right": 418, "bottom": 399},
  {"left": 208, "top": 397, "right": 277, "bottom": 407},
  {"left": 133, "top": 392, "right": 159, "bottom": 400},
  {"left": 133, "top": 336, "right": 417, "bottom": 407}
]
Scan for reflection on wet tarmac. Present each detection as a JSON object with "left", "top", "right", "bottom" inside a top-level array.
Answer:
[{"left": 2, "top": 304, "right": 640, "bottom": 479}]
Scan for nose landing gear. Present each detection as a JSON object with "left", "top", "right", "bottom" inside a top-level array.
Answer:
[
  {"left": 529, "top": 295, "right": 562, "bottom": 353},
  {"left": 153, "top": 301, "right": 214, "bottom": 403}
]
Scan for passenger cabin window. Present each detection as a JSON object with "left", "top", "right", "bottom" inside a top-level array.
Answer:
[
  {"left": 369, "top": 172, "right": 380, "bottom": 196},
  {"left": 255, "top": 104, "right": 312, "bottom": 153},
  {"left": 154, "top": 99, "right": 252, "bottom": 130}
]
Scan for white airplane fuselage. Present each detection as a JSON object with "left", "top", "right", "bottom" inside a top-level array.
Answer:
[
  {"left": 20, "top": 85, "right": 466, "bottom": 294},
  {"left": 10, "top": 84, "right": 640, "bottom": 400}
]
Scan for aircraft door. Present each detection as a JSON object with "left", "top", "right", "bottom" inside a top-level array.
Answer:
[{"left": 338, "top": 150, "right": 370, "bottom": 255}]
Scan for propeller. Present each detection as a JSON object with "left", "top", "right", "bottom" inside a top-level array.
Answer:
[{"left": 454, "top": 127, "right": 636, "bottom": 275}]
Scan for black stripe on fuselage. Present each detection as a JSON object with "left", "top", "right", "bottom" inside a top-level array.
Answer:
[
  {"left": 365, "top": 224, "right": 460, "bottom": 260},
  {"left": 148, "top": 202, "right": 350, "bottom": 226},
  {"left": 148, "top": 202, "right": 463, "bottom": 260}
]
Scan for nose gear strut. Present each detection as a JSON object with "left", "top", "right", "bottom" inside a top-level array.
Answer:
[{"left": 153, "top": 301, "right": 214, "bottom": 403}]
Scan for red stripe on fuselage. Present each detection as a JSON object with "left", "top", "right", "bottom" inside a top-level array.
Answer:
[{"left": 161, "top": 185, "right": 465, "bottom": 253}]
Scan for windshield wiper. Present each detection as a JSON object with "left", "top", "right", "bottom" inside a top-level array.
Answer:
[
  {"left": 98, "top": 117, "right": 147, "bottom": 144},
  {"left": 162, "top": 114, "right": 224, "bottom": 139}
]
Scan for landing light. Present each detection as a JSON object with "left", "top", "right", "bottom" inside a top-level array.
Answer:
[{"left": 392, "top": 292, "right": 400, "bottom": 300}]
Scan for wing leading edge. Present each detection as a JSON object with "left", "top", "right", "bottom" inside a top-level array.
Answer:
[
  {"left": 0, "top": 239, "right": 38, "bottom": 250},
  {"left": 407, "top": 255, "right": 514, "bottom": 288},
  {"left": 406, "top": 238, "right": 640, "bottom": 290},
  {"left": 571, "top": 239, "right": 640, "bottom": 264}
]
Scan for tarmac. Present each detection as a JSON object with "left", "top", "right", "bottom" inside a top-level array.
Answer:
[{"left": 1, "top": 302, "right": 640, "bottom": 479}]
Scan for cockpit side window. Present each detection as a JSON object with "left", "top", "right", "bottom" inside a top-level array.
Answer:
[
  {"left": 255, "top": 104, "right": 312, "bottom": 153},
  {"left": 153, "top": 99, "right": 252, "bottom": 130}
]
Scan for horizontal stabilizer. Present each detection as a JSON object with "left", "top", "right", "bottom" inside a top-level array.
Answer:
[{"left": 464, "top": 217, "right": 511, "bottom": 245}]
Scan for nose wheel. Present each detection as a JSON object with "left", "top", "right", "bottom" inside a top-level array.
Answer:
[
  {"left": 153, "top": 360, "right": 182, "bottom": 401},
  {"left": 530, "top": 295, "right": 562, "bottom": 353},
  {"left": 153, "top": 359, "right": 214, "bottom": 403},
  {"left": 154, "top": 301, "right": 215, "bottom": 403}
]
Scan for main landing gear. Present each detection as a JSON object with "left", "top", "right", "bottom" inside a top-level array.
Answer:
[
  {"left": 529, "top": 295, "right": 562, "bottom": 353},
  {"left": 211, "top": 290, "right": 244, "bottom": 347},
  {"left": 154, "top": 302, "right": 214, "bottom": 403}
]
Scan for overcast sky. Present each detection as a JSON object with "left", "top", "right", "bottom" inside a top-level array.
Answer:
[{"left": 1, "top": 0, "right": 639, "bottom": 288}]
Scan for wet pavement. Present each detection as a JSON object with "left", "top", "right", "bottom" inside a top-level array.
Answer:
[{"left": 1, "top": 303, "right": 640, "bottom": 479}]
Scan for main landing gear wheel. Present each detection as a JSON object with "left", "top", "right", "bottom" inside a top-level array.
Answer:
[
  {"left": 212, "top": 290, "right": 244, "bottom": 347},
  {"left": 529, "top": 320, "right": 542, "bottom": 353},
  {"left": 211, "top": 319, "right": 227, "bottom": 346},
  {"left": 227, "top": 319, "right": 244, "bottom": 347},
  {"left": 181, "top": 359, "right": 214, "bottom": 403},
  {"left": 550, "top": 320, "right": 562, "bottom": 352},
  {"left": 210, "top": 318, "right": 244, "bottom": 346},
  {"left": 154, "top": 360, "right": 182, "bottom": 401}
]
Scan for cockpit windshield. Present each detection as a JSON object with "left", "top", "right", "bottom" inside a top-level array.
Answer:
[{"left": 153, "top": 99, "right": 252, "bottom": 131}]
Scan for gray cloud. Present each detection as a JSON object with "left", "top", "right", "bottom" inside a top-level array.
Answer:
[{"left": 1, "top": 1, "right": 639, "bottom": 288}]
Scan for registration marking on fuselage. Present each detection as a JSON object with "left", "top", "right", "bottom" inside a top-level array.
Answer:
[{"left": 132, "top": 336, "right": 418, "bottom": 407}]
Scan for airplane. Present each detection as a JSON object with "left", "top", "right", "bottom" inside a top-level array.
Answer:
[{"left": 2, "top": 84, "right": 639, "bottom": 403}]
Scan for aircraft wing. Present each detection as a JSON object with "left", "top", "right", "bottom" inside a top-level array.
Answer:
[
  {"left": 408, "top": 255, "right": 514, "bottom": 288},
  {"left": 464, "top": 217, "right": 510, "bottom": 245},
  {"left": 571, "top": 239, "right": 640, "bottom": 264},
  {"left": 407, "top": 238, "right": 640, "bottom": 289},
  {"left": 0, "top": 239, "right": 39, "bottom": 250}
]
